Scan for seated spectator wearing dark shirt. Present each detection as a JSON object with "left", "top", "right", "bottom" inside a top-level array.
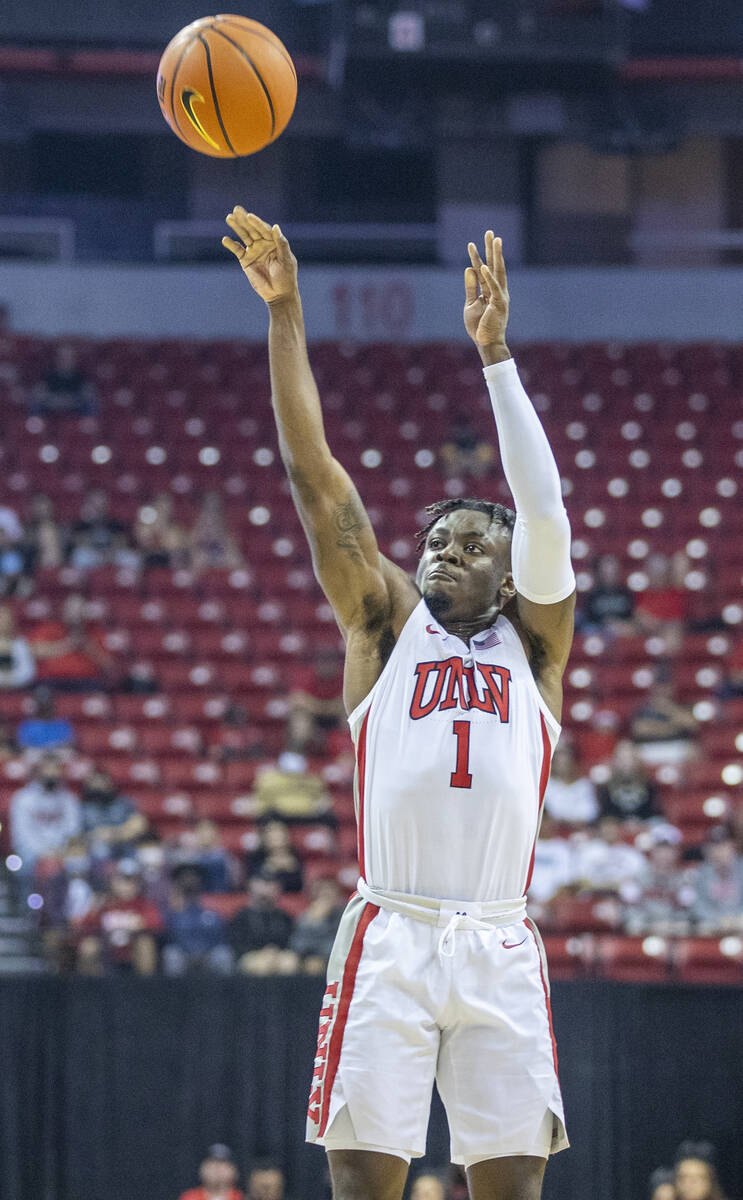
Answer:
[
  {"left": 0, "top": 604, "right": 36, "bottom": 689},
  {"left": 289, "top": 876, "right": 345, "bottom": 974},
  {"left": 17, "top": 687, "right": 74, "bottom": 754},
  {"left": 81, "top": 766, "right": 147, "bottom": 861},
  {"left": 134, "top": 492, "right": 189, "bottom": 569},
  {"left": 69, "top": 489, "right": 127, "bottom": 569},
  {"left": 630, "top": 665, "right": 698, "bottom": 765},
  {"left": 439, "top": 414, "right": 494, "bottom": 481},
  {"left": 162, "top": 864, "right": 232, "bottom": 975},
  {"left": 691, "top": 825, "right": 743, "bottom": 934},
  {"left": 598, "top": 739, "right": 658, "bottom": 824},
  {"left": 580, "top": 554, "right": 635, "bottom": 634},
  {"left": 29, "top": 591, "right": 117, "bottom": 691},
  {"left": 77, "top": 860, "right": 162, "bottom": 975},
  {"left": 32, "top": 341, "right": 97, "bottom": 416},
  {"left": 227, "top": 873, "right": 297, "bottom": 976},
  {"left": 245, "top": 819, "right": 304, "bottom": 894},
  {"left": 175, "top": 819, "right": 241, "bottom": 893},
  {"left": 178, "top": 1144, "right": 244, "bottom": 1200}
]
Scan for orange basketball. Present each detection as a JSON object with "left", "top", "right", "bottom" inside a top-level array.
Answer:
[{"left": 156, "top": 14, "right": 297, "bottom": 158}]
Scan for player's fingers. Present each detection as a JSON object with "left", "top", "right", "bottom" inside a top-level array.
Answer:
[
  {"left": 464, "top": 266, "right": 480, "bottom": 304},
  {"left": 482, "top": 263, "right": 508, "bottom": 302},
  {"left": 272, "top": 224, "right": 292, "bottom": 257},
  {"left": 225, "top": 214, "right": 251, "bottom": 245},
  {"left": 485, "top": 229, "right": 495, "bottom": 272},
  {"left": 244, "top": 211, "right": 273, "bottom": 239},
  {"left": 467, "top": 241, "right": 484, "bottom": 273},
  {"left": 493, "top": 236, "right": 508, "bottom": 289},
  {"left": 221, "top": 236, "right": 245, "bottom": 259}
]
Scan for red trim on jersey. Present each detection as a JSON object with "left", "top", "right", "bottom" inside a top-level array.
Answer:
[
  {"left": 356, "top": 708, "right": 371, "bottom": 879},
  {"left": 318, "top": 901, "right": 379, "bottom": 1136},
  {"left": 526, "top": 917, "right": 559, "bottom": 1077},
  {"left": 523, "top": 712, "right": 552, "bottom": 894}
]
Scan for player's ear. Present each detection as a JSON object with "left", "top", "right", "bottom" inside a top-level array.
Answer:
[{"left": 499, "top": 571, "right": 516, "bottom": 603}]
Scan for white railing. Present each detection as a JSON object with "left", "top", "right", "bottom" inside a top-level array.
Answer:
[{"left": 0, "top": 217, "right": 76, "bottom": 262}]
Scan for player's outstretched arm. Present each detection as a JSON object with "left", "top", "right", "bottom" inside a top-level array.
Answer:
[
  {"left": 223, "top": 209, "right": 410, "bottom": 636},
  {"left": 464, "top": 233, "right": 575, "bottom": 678}
]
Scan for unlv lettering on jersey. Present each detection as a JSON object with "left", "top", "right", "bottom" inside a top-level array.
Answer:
[{"left": 409, "top": 657, "right": 511, "bottom": 721}]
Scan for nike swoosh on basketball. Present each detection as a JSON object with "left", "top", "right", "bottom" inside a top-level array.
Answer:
[
  {"left": 180, "top": 87, "right": 221, "bottom": 151},
  {"left": 502, "top": 937, "right": 528, "bottom": 949}
]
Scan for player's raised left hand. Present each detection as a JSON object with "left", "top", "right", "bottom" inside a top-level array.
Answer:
[
  {"left": 223, "top": 207, "right": 298, "bottom": 306},
  {"left": 463, "top": 231, "right": 510, "bottom": 360}
]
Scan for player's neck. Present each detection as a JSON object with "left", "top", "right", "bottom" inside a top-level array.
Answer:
[{"left": 439, "top": 611, "right": 500, "bottom": 644}]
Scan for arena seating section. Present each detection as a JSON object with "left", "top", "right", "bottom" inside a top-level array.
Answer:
[{"left": 0, "top": 334, "right": 742, "bottom": 982}]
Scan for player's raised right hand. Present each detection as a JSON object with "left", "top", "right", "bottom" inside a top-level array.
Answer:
[{"left": 222, "top": 207, "right": 298, "bottom": 306}]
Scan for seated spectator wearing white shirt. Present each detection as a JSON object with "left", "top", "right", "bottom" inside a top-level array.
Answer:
[
  {"left": 691, "top": 825, "right": 743, "bottom": 934},
  {"left": 0, "top": 604, "right": 35, "bottom": 690},
  {"left": 10, "top": 755, "right": 81, "bottom": 896},
  {"left": 572, "top": 816, "right": 646, "bottom": 894},
  {"left": 543, "top": 740, "right": 599, "bottom": 826},
  {"left": 622, "top": 824, "right": 695, "bottom": 936},
  {"left": 527, "top": 813, "right": 575, "bottom": 906}
]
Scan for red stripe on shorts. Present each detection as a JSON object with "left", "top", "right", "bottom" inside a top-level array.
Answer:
[
  {"left": 523, "top": 712, "right": 552, "bottom": 894},
  {"left": 526, "top": 917, "right": 559, "bottom": 1077},
  {"left": 318, "top": 901, "right": 379, "bottom": 1137},
  {"left": 355, "top": 708, "right": 371, "bottom": 879}
]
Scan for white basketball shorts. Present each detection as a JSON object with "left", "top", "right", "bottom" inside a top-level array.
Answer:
[{"left": 306, "top": 890, "right": 568, "bottom": 1168}]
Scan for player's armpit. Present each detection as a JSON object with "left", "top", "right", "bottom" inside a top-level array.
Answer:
[{"left": 516, "top": 590, "right": 576, "bottom": 677}]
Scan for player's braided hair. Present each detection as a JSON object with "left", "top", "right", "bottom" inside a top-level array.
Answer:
[{"left": 415, "top": 498, "right": 516, "bottom": 552}]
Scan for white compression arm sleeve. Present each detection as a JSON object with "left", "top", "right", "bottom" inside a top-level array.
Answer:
[{"left": 484, "top": 358, "right": 575, "bottom": 605}]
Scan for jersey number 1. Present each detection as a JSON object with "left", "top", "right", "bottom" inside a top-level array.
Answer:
[{"left": 450, "top": 720, "right": 473, "bottom": 789}]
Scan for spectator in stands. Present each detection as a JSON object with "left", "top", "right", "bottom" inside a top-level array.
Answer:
[
  {"left": 580, "top": 554, "right": 635, "bottom": 634},
  {"left": 162, "top": 864, "right": 233, "bottom": 975},
  {"left": 81, "top": 765, "right": 147, "bottom": 861},
  {"left": 212, "top": 702, "right": 267, "bottom": 762},
  {"left": 597, "top": 740, "right": 658, "bottom": 824},
  {"left": 32, "top": 341, "right": 97, "bottom": 416},
  {"left": 691, "top": 825, "right": 743, "bottom": 933},
  {"left": 289, "top": 876, "right": 345, "bottom": 972},
  {"left": 135, "top": 830, "right": 171, "bottom": 912},
  {"left": 227, "top": 872, "right": 297, "bottom": 975},
  {"left": 634, "top": 551, "right": 688, "bottom": 653},
  {"left": 527, "top": 813, "right": 575, "bottom": 906},
  {"left": 572, "top": 815, "right": 646, "bottom": 893},
  {"left": 719, "top": 634, "right": 743, "bottom": 698},
  {"left": 10, "top": 755, "right": 81, "bottom": 890},
  {"left": 0, "top": 529, "right": 26, "bottom": 596},
  {"left": 77, "top": 860, "right": 162, "bottom": 975},
  {"left": 134, "top": 492, "right": 189, "bottom": 569},
  {"left": 178, "top": 1144, "right": 243, "bottom": 1200},
  {"left": 0, "top": 720, "right": 16, "bottom": 760},
  {"left": 69, "top": 488, "right": 127, "bottom": 569},
  {"left": 630, "top": 664, "right": 698, "bottom": 765},
  {"left": 29, "top": 591, "right": 117, "bottom": 690},
  {"left": 252, "top": 750, "right": 334, "bottom": 824},
  {"left": 410, "top": 1175, "right": 446, "bottom": 1200},
  {"left": 543, "top": 740, "right": 599, "bottom": 826},
  {"left": 439, "top": 414, "right": 494, "bottom": 481},
  {"left": 0, "top": 604, "right": 36, "bottom": 689},
  {"left": 622, "top": 824, "right": 695, "bottom": 935},
  {"left": 0, "top": 501, "right": 23, "bottom": 545},
  {"left": 38, "top": 834, "right": 102, "bottom": 969},
  {"left": 21, "top": 493, "right": 64, "bottom": 572},
  {"left": 17, "top": 687, "right": 74, "bottom": 753},
  {"left": 286, "top": 646, "right": 345, "bottom": 753},
  {"left": 245, "top": 819, "right": 304, "bottom": 894},
  {"left": 673, "top": 1142, "right": 727, "bottom": 1200},
  {"left": 647, "top": 1167, "right": 675, "bottom": 1200},
  {"left": 245, "top": 1162, "right": 286, "bottom": 1200},
  {"left": 189, "top": 491, "right": 243, "bottom": 572},
  {"left": 175, "top": 819, "right": 241, "bottom": 893}
]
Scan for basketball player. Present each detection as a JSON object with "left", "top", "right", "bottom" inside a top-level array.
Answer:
[{"left": 223, "top": 210, "right": 575, "bottom": 1200}]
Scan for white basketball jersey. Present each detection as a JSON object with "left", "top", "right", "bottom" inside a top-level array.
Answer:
[{"left": 348, "top": 599, "right": 561, "bottom": 902}]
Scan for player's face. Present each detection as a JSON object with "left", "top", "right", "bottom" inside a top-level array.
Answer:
[{"left": 416, "top": 510, "right": 513, "bottom": 624}]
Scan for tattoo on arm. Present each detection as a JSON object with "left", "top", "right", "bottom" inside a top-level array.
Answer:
[{"left": 334, "top": 498, "right": 365, "bottom": 564}]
